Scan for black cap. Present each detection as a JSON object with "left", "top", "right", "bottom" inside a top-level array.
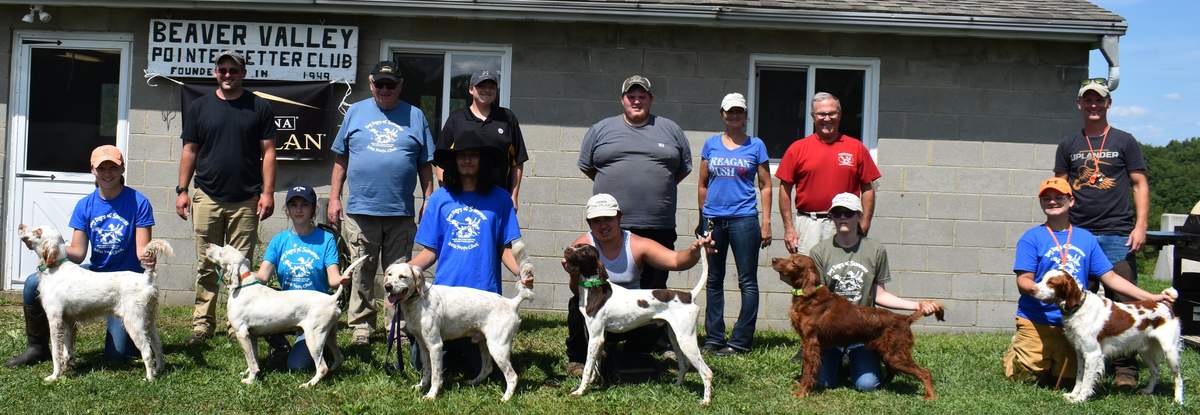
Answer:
[
  {"left": 433, "top": 128, "right": 502, "bottom": 169},
  {"left": 285, "top": 185, "right": 317, "bottom": 205},
  {"left": 470, "top": 70, "right": 500, "bottom": 86},
  {"left": 372, "top": 61, "right": 401, "bottom": 83},
  {"left": 215, "top": 50, "right": 246, "bottom": 67}
]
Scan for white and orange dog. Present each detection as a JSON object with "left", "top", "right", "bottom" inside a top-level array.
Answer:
[
  {"left": 1034, "top": 269, "right": 1183, "bottom": 404},
  {"left": 18, "top": 224, "right": 173, "bottom": 382},
  {"left": 203, "top": 243, "right": 367, "bottom": 388}
]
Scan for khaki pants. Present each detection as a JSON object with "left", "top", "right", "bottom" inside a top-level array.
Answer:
[
  {"left": 1003, "top": 317, "right": 1077, "bottom": 386},
  {"left": 342, "top": 214, "right": 416, "bottom": 336},
  {"left": 191, "top": 190, "right": 259, "bottom": 335},
  {"left": 794, "top": 214, "right": 835, "bottom": 255}
]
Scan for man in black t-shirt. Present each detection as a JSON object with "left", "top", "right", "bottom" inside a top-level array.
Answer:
[
  {"left": 1053, "top": 78, "right": 1149, "bottom": 389},
  {"left": 176, "top": 50, "right": 277, "bottom": 345},
  {"left": 436, "top": 70, "right": 528, "bottom": 207}
]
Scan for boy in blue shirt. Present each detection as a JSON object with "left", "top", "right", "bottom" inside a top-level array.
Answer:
[{"left": 1003, "top": 177, "right": 1170, "bottom": 386}]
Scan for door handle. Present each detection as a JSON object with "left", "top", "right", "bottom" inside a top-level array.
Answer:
[{"left": 16, "top": 173, "right": 55, "bottom": 179}]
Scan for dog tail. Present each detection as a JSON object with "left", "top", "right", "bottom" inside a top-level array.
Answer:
[
  {"left": 690, "top": 244, "right": 709, "bottom": 300},
  {"left": 507, "top": 239, "right": 535, "bottom": 307},
  {"left": 143, "top": 239, "right": 174, "bottom": 280},
  {"left": 907, "top": 307, "right": 945, "bottom": 324},
  {"left": 333, "top": 255, "right": 370, "bottom": 299}
]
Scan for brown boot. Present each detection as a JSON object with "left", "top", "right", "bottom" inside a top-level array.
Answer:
[
  {"left": 1114, "top": 367, "right": 1139, "bottom": 391},
  {"left": 4, "top": 302, "right": 51, "bottom": 368}
]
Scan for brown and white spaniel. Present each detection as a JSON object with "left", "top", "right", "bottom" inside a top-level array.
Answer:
[{"left": 1033, "top": 269, "right": 1183, "bottom": 404}]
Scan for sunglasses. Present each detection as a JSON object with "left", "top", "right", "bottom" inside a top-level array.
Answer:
[
  {"left": 829, "top": 210, "right": 857, "bottom": 219},
  {"left": 216, "top": 67, "right": 242, "bottom": 75},
  {"left": 1079, "top": 77, "right": 1108, "bottom": 87},
  {"left": 1039, "top": 194, "right": 1072, "bottom": 203},
  {"left": 374, "top": 81, "right": 398, "bottom": 90}
]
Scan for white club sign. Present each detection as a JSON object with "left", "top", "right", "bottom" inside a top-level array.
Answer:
[{"left": 148, "top": 19, "right": 358, "bottom": 82}]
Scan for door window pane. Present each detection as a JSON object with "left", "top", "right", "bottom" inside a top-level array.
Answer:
[
  {"left": 815, "top": 68, "right": 865, "bottom": 142},
  {"left": 26, "top": 48, "right": 121, "bottom": 173},
  {"left": 448, "top": 54, "right": 502, "bottom": 114},
  {"left": 393, "top": 52, "right": 444, "bottom": 137},
  {"left": 755, "top": 68, "right": 807, "bottom": 159}
]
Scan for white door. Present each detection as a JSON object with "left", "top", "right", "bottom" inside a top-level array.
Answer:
[{"left": 3, "top": 32, "right": 132, "bottom": 289}]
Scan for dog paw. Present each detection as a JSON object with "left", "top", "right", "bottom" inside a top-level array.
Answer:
[
  {"left": 421, "top": 393, "right": 437, "bottom": 401},
  {"left": 411, "top": 383, "right": 424, "bottom": 390},
  {"left": 43, "top": 375, "right": 59, "bottom": 383},
  {"left": 1063, "top": 393, "right": 1085, "bottom": 403},
  {"left": 699, "top": 398, "right": 711, "bottom": 406},
  {"left": 299, "top": 382, "right": 315, "bottom": 389},
  {"left": 570, "top": 389, "right": 584, "bottom": 397},
  {"left": 241, "top": 377, "right": 256, "bottom": 385},
  {"left": 791, "top": 390, "right": 809, "bottom": 398}
]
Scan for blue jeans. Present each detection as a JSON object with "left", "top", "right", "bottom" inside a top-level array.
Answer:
[
  {"left": 700, "top": 215, "right": 761, "bottom": 352},
  {"left": 23, "top": 272, "right": 138, "bottom": 362},
  {"left": 1094, "top": 234, "right": 1137, "bottom": 286},
  {"left": 818, "top": 343, "right": 881, "bottom": 391}
]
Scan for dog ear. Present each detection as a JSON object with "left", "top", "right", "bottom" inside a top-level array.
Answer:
[
  {"left": 799, "top": 255, "right": 821, "bottom": 289},
  {"left": 1057, "top": 274, "right": 1082, "bottom": 311},
  {"left": 39, "top": 238, "right": 60, "bottom": 266}
]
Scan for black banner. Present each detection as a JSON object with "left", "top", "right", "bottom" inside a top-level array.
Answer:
[{"left": 181, "top": 82, "right": 335, "bottom": 160}]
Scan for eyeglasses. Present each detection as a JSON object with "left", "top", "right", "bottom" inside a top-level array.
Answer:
[
  {"left": 216, "top": 67, "right": 242, "bottom": 75},
  {"left": 829, "top": 210, "right": 857, "bottom": 219},
  {"left": 1079, "top": 77, "right": 1108, "bottom": 87},
  {"left": 374, "top": 81, "right": 398, "bottom": 90},
  {"left": 812, "top": 111, "right": 839, "bottom": 119},
  {"left": 1039, "top": 194, "right": 1072, "bottom": 203}
]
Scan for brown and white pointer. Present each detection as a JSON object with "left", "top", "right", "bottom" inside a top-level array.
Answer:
[{"left": 563, "top": 243, "right": 714, "bottom": 405}]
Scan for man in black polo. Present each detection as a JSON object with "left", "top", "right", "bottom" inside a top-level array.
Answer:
[{"left": 437, "top": 69, "right": 528, "bottom": 206}]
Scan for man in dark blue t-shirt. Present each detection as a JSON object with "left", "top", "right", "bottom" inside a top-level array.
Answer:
[{"left": 177, "top": 50, "right": 277, "bottom": 346}]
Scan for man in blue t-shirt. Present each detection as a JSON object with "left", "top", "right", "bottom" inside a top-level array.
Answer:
[
  {"left": 1002, "top": 177, "right": 1170, "bottom": 386},
  {"left": 329, "top": 61, "right": 435, "bottom": 345}
]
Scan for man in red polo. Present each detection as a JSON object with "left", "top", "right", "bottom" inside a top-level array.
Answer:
[{"left": 776, "top": 92, "right": 881, "bottom": 255}]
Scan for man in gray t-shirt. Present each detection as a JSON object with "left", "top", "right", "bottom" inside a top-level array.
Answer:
[{"left": 578, "top": 74, "right": 691, "bottom": 291}]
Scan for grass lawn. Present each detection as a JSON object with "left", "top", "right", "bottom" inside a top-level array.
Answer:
[{"left": 0, "top": 289, "right": 1196, "bottom": 414}]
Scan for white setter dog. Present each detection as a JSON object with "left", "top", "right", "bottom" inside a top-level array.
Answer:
[
  {"left": 18, "top": 224, "right": 173, "bottom": 382},
  {"left": 381, "top": 241, "right": 535, "bottom": 402},
  {"left": 203, "top": 243, "right": 367, "bottom": 388},
  {"left": 562, "top": 243, "right": 714, "bottom": 405},
  {"left": 1033, "top": 269, "right": 1183, "bottom": 404}
]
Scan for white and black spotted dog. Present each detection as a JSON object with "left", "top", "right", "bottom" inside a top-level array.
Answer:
[{"left": 1033, "top": 269, "right": 1183, "bottom": 404}]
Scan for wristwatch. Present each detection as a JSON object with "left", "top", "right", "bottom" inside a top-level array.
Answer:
[{"left": 175, "top": 185, "right": 188, "bottom": 195}]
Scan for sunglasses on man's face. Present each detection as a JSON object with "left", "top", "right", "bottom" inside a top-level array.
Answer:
[
  {"left": 216, "top": 67, "right": 242, "bottom": 75},
  {"left": 374, "top": 81, "right": 398, "bottom": 90},
  {"left": 829, "top": 210, "right": 857, "bottom": 219},
  {"left": 1079, "top": 77, "right": 1108, "bottom": 87}
]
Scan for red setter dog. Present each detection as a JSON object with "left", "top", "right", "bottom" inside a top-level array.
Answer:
[{"left": 771, "top": 254, "right": 943, "bottom": 400}]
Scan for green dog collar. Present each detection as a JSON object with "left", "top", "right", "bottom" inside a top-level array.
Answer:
[
  {"left": 791, "top": 285, "right": 823, "bottom": 297},
  {"left": 37, "top": 258, "right": 67, "bottom": 272},
  {"left": 578, "top": 276, "right": 606, "bottom": 289}
]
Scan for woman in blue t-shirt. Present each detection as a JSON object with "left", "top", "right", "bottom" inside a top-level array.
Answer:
[
  {"left": 696, "top": 93, "right": 773, "bottom": 356},
  {"left": 407, "top": 128, "right": 526, "bottom": 374},
  {"left": 254, "top": 185, "right": 348, "bottom": 371},
  {"left": 6, "top": 146, "right": 157, "bottom": 368}
]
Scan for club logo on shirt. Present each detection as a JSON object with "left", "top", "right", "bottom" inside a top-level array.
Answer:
[
  {"left": 837, "top": 152, "right": 854, "bottom": 167},
  {"left": 497, "top": 127, "right": 504, "bottom": 135},
  {"left": 365, "top": 120, "right": 404, "bottom": 153},
  {"left": 446, "top": 206, "right": 487, "bottom": 251},
  {"left": 1071, "top": 160, "right": 1115, "bottom": 190},
  {"left": 827, "top": 260, "right": 869, "bottom": 303},
  {"left": 89, "top": 213, "right": 130, "bottom": 256},
  {"left": 1043, "top": 244, "right": 1086, "bottom": 277},
  {"left": 282, "top": 245, "right": 320, "bottom": 289}
]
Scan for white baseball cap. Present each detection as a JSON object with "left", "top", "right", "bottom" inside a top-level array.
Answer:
[
  {"left": 586, "top": 193, "right": 621, "bottom": 219},
  {"left": 829, "top": 192, "right": 862, "bottom": 213},
  {"left": 720, "top": 92, "right": 746, "bottom": 111}
]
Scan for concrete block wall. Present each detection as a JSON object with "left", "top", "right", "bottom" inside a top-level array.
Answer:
[{"left": 0, "top": 7, "right": 1092, "bottom": 333}]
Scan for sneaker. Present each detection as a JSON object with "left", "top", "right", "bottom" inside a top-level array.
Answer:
[
  {"left": 701, "top": 343, "right": 724, "bottom": 353},
  {"left": 351, "top": 331, "right": 371, "bottom": 346},
  {"left": 659, "top": 350, "right": 677, "bottom": 362},
  {"left": 566, "top": 362, "right": 584, "bottom": 377},
  {"left": 186, "top": 331, "right": 211, "bottom": 346},
  {"left": 266, "top": 346, "right": 291, "bottom": 368},
  {"left": 1114, "top": 371, "right": 1138, "bottom": 391}
]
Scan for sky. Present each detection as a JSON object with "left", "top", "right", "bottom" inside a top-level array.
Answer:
[{"left": 1087, "top": 0, "right": 1200, "bottom": 145}]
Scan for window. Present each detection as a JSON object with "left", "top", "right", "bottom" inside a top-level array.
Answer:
[
  {"left": 748, "top": 55, "right": 879, "bottom": 159},
  {"left": 380, "top": 41, "right": 512, "bottom": 137}
]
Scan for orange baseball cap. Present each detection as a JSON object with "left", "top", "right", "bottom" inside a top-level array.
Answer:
[
  {"left": 1038, "top": 177, "right": 1072, "bottom": 196},
  {"left": 90, "top": 145, "right": 124, "bottom": 169}
]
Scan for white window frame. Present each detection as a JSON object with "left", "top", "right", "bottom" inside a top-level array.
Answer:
[
  {"left": 746, "top": 54, "right": 880, "bottom": 161},
  {"left": 379, "top": 40, "right": 513, "bottom": 129}
]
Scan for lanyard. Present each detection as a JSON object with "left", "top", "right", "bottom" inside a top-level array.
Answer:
[
  {"left": 1082, "top": 126, "right": 1110, "bottom": 184},
  {"left": 1044, "top": 224, "right": 1073, "bottom": 269}
]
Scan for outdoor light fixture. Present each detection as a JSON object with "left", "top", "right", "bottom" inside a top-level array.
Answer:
[{"left": 21, "top": 5, "right": 51, "bottom": 24}]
